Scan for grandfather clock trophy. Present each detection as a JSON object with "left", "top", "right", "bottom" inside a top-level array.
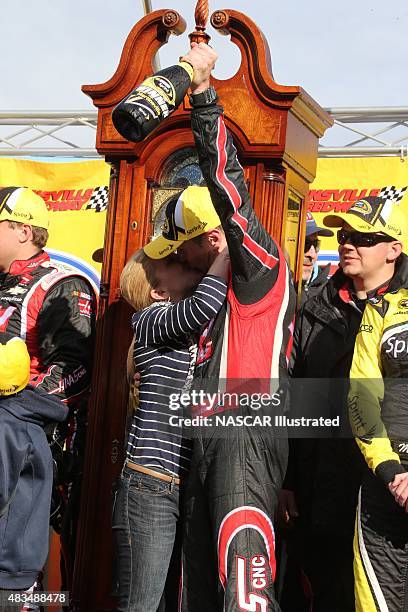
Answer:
[{"left": 73, "top": 1, "right": 332, "bottom": 609}]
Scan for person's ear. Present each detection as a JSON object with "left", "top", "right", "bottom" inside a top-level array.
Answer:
[
  {"left": 150, "top": 287, "right": 170, "bottom": 301},
  {"left": 17, "top": 224, "right": 33, "bottom": 245},
  {"left": 387, "top": 241, "right": 403, "bottom": 262},
  {"left": 207, "top": 229, "right": 224, "bottom": 252}
]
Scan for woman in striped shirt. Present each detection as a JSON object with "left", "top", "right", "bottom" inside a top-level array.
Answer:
[{"left": 113, "top": 247, "right": 228, "bottom": 612}]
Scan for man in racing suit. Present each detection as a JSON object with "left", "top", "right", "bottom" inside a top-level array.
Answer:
[
  {"left": 348, "top": 217, "right": 408, "bottom": 611},
  {"left": 143, "top": 44, "right": 296, "bottom": 611},
  {"left": 0, "top": 186, "right": 96, "bottom": 590}
]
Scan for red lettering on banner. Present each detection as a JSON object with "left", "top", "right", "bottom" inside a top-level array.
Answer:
[
  {"left": 306, "top": 188, "right": 381, "bottom": 212},
  {"left": 322, "top": 201, "right": 352, "bottom": 213},
  {"left": 51, "top": 191, "right": 65, "bottom": 201},
  {"left": 30, "top": 185, "right": 109, "bottom": 214},
  {"left": 320, "top": 202, "right": 335, "bottom": 213},
  {"left": 306, "top": 190, "right": 318, "bottom": 202},
  {"left": 72, "top": 188, "right": 93, "bottom": 200},
  {"left": 83, "top": 188, "right": 93, "bottom": 200},
  {"left": 337, "top": 189, "right": 348, "bottom": 200},
  {"left": 47, "top": 201, "right": 84, "bottom": 211},
  {"left": 308, "top": 201, "right": 353, "bottom": 213},
  {"left": 335, "top": 201, "right": 353, "bottom": 212}
]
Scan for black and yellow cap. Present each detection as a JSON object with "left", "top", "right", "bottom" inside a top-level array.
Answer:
[{"left": 0, "top": 187, "right": 49, "bottom": 229}]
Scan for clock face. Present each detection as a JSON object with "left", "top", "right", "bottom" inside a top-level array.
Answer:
[
  {"left": 151, "top": 147, "right": 206, "bottom": 239},
  {"left": 161, "top": 147, "right": 205, "bottom": 189}
]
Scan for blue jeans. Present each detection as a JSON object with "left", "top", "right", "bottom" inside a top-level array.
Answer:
[{"left": 112, "top": 466, "right": 183, "bottom": 612}]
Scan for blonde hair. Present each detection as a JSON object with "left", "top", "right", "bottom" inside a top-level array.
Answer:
[{"left": 120, "top": 248, "right": 161, "bottom": 311}]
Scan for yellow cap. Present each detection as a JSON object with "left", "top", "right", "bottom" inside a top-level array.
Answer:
[
  {"left": 144, "top": 186, "right": 221, "bottom": 259},
  {"left": 0, "top": 187, "right": 49, "bottom": 229},
  {"left": 0, "top": 337, "right": 30, "bottom": 396},
  {"left": 324, "top": 194, "right": 407, "bottom": 252}
]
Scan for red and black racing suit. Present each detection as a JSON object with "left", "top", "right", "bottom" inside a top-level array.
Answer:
[
  {"left": 180, "top": 97, "right": 296, "bottom": 611},
  {"left": 0, "top": 250, "right": 96, "bottom": 588}
]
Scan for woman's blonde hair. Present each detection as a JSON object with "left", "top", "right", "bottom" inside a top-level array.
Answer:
[{"left": 120, "top": 248, "right": 161, "bottom": 311}]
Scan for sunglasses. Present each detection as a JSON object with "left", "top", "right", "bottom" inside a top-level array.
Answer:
[
  {"left": 337, "top": 229, "right": 395, "bottom": 247},
  {"left": 304, "top": 237, "right": 321, "bottom": 252}
]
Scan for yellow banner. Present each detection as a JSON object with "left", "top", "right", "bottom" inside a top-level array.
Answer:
[
  {"left": 1, "top": 156, "right": 407, "bottom": 276},
  {"left": 0, "top": 158, "right": 110, "bottom": 290},
  {"left": 308, "top": 157, "right": 408, "bottom": 264}
]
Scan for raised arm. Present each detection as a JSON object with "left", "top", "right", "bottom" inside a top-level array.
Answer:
[{"left": 182, "top": 43, "right": 283, "bottom": 303}]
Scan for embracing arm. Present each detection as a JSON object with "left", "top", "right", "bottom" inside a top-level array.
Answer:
[{"left": 133, "top": 274, "right": 227, "bottom": 346}]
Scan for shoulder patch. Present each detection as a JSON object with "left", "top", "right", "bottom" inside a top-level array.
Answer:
[{"left": 40, "top": 270, "right": 72, "bottom": 292}]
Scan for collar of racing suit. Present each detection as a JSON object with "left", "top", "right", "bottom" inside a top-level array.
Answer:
[
  {"left": 302, "top": 254, "right": 408, "bottom": 328},
  {"left": 8, "top": 251, "right": 49, "bottom": 276},
  {"left": 338, "top": 252, "right": 408, "bottom": 309}
]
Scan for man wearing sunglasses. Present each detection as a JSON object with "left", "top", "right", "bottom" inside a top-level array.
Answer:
[
  {"left": 281, "top": 195, "right": 407, "bottom": 611},
  {"left": 300, "top": 212, "right": 333, "bottom": 307}
]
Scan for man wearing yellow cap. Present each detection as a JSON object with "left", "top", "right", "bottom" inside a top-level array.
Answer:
[
  {"left": 282, "top": 194, "right": 407, "bottom": 611},
  {"left": 0, "top": 186, "right": 96, "bottom": 589},
  {"left": 334, "top": 198, "right": 408, "bottom": 611},
  {"left": 143, "top": 44, "right": 296, "bottom": 611},
  {"left": 0, "top": 333, "right": 68, "bottom": 593}
]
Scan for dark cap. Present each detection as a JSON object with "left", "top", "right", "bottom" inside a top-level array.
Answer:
[{"left": 306, "top": 212, "right": 333, "bottom": 237}]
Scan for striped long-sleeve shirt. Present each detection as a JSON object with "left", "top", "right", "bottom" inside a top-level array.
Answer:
[{"left": 126, "top": 275, "right": 227, "bottom": 477}]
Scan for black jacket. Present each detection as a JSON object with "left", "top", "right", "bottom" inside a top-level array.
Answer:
[
  {"left": 0, "top": 251, "right": 96, "bottom": 405},
  {"left": 299, "top": 263, "right": 331, "bottom": 309},
  {"left": 288, "top": 266, "right": 366, "bottom": 537},
  {"left": 190, "top": 101, "right": 296, "bottom": 389}
]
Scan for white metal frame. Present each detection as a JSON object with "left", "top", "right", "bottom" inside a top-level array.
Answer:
[
  {"left": 0, "top": 112, "right": 97, "bottom": 157},
  {"left": 0, "top": 108, "right": 407, "bottom": 158},
  {"left": 319, "top": 107, "right": 408, "bottom": 158}
]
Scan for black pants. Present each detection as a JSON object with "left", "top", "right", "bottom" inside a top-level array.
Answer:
[{"left": 181, "top": 432, "right": 288, "bottom": 612}]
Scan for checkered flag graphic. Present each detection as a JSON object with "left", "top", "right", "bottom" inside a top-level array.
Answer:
[
  {"left": 379, "top": 185, "right": 407, "bottom": 205},
  {"left": 86, "top": 186, "right": 109, "bottom": 212},
  {"left": 375, "top": 185, "right": 407, "bottom": 225}
]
